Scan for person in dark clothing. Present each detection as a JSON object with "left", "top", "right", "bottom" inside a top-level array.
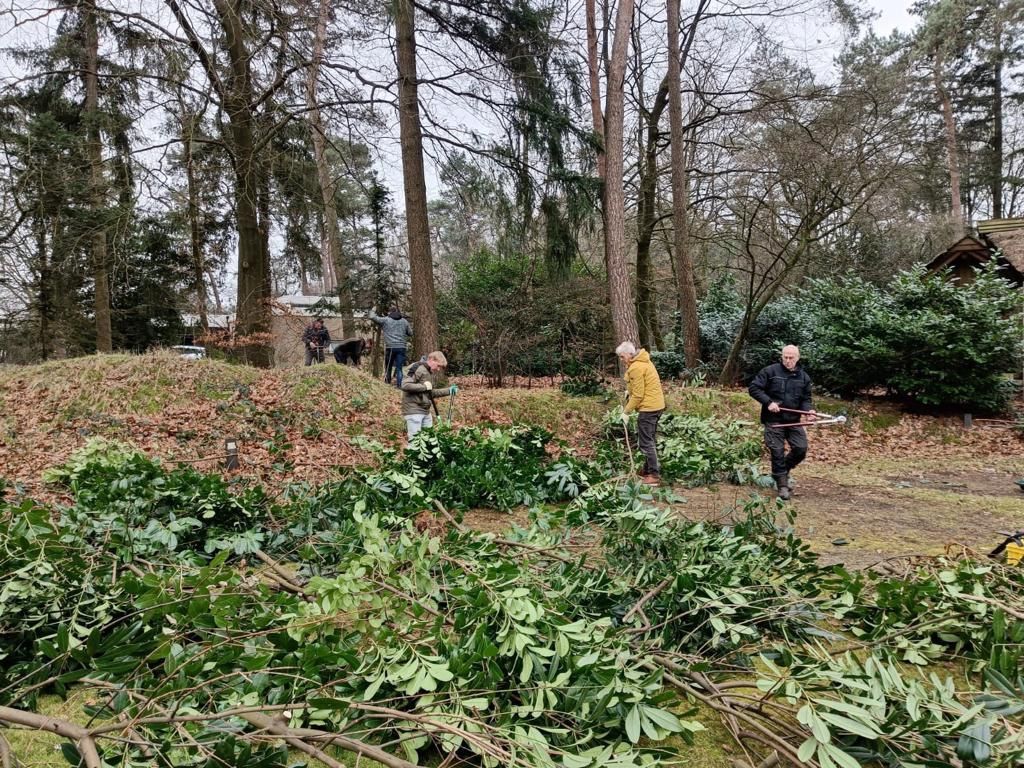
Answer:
[
  {"left": 302, "top": 318, "right": 331, "bottom": 366},
  {"left": 369, "top": 306, "right": 413, "bottom": 387},
  {"left": 333, "top": 337, "right": 370, "bottom": 366},
  {"left": 748, "top": 344, "right": 815, "bottom": 500}
]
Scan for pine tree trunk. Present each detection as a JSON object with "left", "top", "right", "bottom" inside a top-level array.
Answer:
[
  {"left": 585, "top": 0, "right": 605, "bottom": 182},
  {"left": 307, "top": 0, "right": 354, "bottom": 333},
  {"left": 214, "top": 0, "right": 271, "bottom": 366},
  {"left": 932, "top": 52, "right": 964, "bottom": 232},
  {"left": 603, "top": 0, "right": 639, "bottom": 347},
  {"left": 82, "top": 0, "right": 112, "bottom": 353},
  {"left": 35, "top": 206, "right": 51, "bottom": 360},
  {"left": 395, "top": 0, "right": 438, "bottom": 356},
  {"left": 182, "top": 114, "right": 209, "bottom": 333},
  {"left": 991, "top": 13, "right": 1003, "bottom": 219},
  {"left": 667, "top": 0, "right": 701, "bottom": 367}
]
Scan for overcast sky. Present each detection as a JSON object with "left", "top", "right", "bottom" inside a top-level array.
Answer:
[{"left": 869, "top": 0, "right": 916, "bottom": 35}]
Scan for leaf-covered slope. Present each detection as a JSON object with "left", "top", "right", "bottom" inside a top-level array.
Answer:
[{"left": 0, "top": 353, "right": 405, "bottom": 493}]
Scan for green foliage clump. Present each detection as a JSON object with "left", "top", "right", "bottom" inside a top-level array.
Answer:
[
  {"left": 559, "top": 369, "right": 610, "bottom": 397},
  {"left": 42, "top": 438, "right": 269, "bottom": 559},
  {"left": 802, "top": 266, "right": 1023, "bottom": 409},
  {"left": 604, "top": 412, "right": 764, "bottom": 486},
  {"left": 437, "top": 250, "right": 610, "bottom": 380},
  {"left": 399, "top": 424, "right": 590, "bottom": 510}
]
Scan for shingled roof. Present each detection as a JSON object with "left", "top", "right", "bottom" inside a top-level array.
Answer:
[{"left": 926, "top": 220, "right": 1024, "bottom": 286}]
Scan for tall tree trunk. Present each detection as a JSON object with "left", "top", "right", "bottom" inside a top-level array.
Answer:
[
  {"left": 214, "top": 0, "right": 271, "bottom": 365},
  {"left": 307, "top": 0, "right": 353, "bottom": 333},
  {"left": 991, "top": 12, "right": 1003, "bottom": 219},
  {"left": 635, "top": 79, "right": 668, "bottom": 350},
  {"left": 182, "top": 113, "right": 208, "bottom": 332},
  {"left": 603, "top": 0, "right": 639, "bottom": 346},
  {"left": 667, "top": 0, "right": 702, "bottom": 367},
  {"left": 82, "top": 0, "right": 112, "bottom": 353},
  {"left": 585, "top": 0, "right": 605, "bottom": 182},
  {"left": 35, "top": 205, "right": 51, "bottom": 360},
  {"left": 932, "top": 51, "right": 964, "bottom": 232},
  {"left": 395, "top": 0, "right": 438, "bottom": 356}
]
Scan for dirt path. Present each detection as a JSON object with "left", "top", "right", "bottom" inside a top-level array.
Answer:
[{"left": 675, "top": 459, "right": 1024, "bottom": 570}]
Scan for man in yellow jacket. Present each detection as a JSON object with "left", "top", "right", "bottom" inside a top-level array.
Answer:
[{"left": 616, "top": 341, "right": 666, "bottom": 486}]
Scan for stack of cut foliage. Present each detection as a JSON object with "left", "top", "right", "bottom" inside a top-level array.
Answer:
[{"left": 0, "top": 426, "right": 1021, "bottom": 767}]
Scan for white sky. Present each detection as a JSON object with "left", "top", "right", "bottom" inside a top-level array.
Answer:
[{"left": 868, "top": 0, "right": 916, "bottom": 35}]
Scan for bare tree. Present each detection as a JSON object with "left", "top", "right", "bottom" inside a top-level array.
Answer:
[{"left": 667, "top": 0, "right": 705, "bottom": 367}]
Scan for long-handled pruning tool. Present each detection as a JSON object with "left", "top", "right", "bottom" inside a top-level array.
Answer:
[{"left": 767, "top": 407, "right": 848, "bottom": 428}]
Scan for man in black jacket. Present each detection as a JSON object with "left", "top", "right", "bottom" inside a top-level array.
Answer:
[
  {"left": 748, "top": 345, "right": 815, "bottom": 500},
  {"left": 302, "top": 318, "right": 331, "bottom": 366}
]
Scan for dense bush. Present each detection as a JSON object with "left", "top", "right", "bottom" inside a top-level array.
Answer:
[
  {"left": 802, "top": 266, "right": 1023, "bottom": 409},
  {"left": 437, "top": 251, "right": 611, "bottom": 382},
  {"left": 696, "top": 277, "right": 814, "bottom": 381}
]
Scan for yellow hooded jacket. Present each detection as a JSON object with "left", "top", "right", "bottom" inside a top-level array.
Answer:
[{"left": 624, "top": 349, "right": 666, "bottom": 413}]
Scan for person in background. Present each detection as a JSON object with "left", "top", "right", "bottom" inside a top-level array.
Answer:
[
  {"left": 615, "top": 341, "right": 666, "bottom": 486},
  {"left": 401, "top": 351, "right": 458, "bottom": 440},
  {"left": 369, "top": 306, "right": 413, "bottom": 387},
  {"left": 302, "top": 318, "right": 331, "bottom": 366},
  {"left": 748, "top": 344, "right": 815, "bottom": 500},
  {"left": 333, "top": 337, "right": 370, "bottom": 366}
]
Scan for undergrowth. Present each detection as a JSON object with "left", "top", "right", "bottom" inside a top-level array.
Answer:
[{"left": 0, "top": 432, "right": 1021, "bottom": 768}]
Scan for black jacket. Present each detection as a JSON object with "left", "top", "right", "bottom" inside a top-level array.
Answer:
[{"left": 748, "top": 362, "right": 813, "bottom": 424}]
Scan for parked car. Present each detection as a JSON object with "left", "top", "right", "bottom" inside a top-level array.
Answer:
[{"left": 171, "top": 345, "right": 206, "bottom": 361}]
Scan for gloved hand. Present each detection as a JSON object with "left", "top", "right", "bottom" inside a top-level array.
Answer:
[
  {"left": 449, "top": 385, "right": 459, "bottom": 395},
  {"left": 620, "top": 411, "right": 629, "bottom": 425},
  {"left": 423, "top": 380, "right": 432, "bottom": 390}
]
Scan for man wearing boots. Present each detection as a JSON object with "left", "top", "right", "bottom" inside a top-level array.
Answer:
[{"left": 748, "top": 345, "right": 815, "bottom": 500}]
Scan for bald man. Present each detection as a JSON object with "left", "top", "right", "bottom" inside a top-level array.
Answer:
[{"left": 748, "top": 345, "right": 815, "bottom": 500}]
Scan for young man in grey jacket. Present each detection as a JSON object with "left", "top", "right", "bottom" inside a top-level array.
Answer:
[
  {"left": 370, "top": 306, "right": 413, "bottom": 387},
  {"left": 401, "top": 351, "right": 458, "bottom": 440}
]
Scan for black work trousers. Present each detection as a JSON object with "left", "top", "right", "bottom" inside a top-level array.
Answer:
[
  {"left": 763, "top": 424, "right": 807, "bottom": 479},
  {"left": 637, "top": 410, "right": 663, "bottom": 476}
]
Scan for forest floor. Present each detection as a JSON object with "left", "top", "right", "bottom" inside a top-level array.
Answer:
[{"left": 1, "top": 352, "right": 1022, "bottom": 570}]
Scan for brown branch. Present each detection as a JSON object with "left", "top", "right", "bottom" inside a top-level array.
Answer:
[
  {"left": 0, "top": 707, "right": 101, "bottom": 768},
  {"left": 239, "top": 712, "right": 418, "bottom": 768},
  {"left": 253, "top": 549, "right": 305, "bottom": 590},
  {"left": 0, "top": 732, "right": 19, "bottom": 768},
  {"left": 623, "top": 576, "right": 673, "bottom": 624}
]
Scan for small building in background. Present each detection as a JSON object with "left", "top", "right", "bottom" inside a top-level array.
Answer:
[
  {"left": 271, "top": 295, "right": 370, "bottom": 367},
  {"left": 180, "top": 313, "right": 235, "bottom": 345},
  {"left": 926, "top": 219, "right": 1024, "bottom": 286}
]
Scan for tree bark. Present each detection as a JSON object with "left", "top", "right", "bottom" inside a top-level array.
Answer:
[
  {"left": 585, "top": 0, "right": 605, "bottom": 181},
  {"left": 395, "top": 0, "right": 438, "bottom": 356},
  {"left": 82, "top": 0, "right": 112, "bottom": 353},
  {"left": 635, "top": 78, "right": 668, "bottom": 350},
  {"left": 182, "top": 112, "right": 208, "bottom": 332},
  {"left": 214, "top": 0, "right": 272, "bottom": 366},
  {"left": 35, "top": 204, "right": 51, "bottom": 360},
  {"left": 932, "top": 51, "right": 964, "bottom": 233},
  {"left": 990, "top": 11, "right": 1003, "bottom": 219},
  {"left": 667, "top": 0, "right": 702, "bottom": 367},
  {"left": 603, "top": 0, "right": 639, "bottom": 347},
  {"left": 307, "top": 0, "right": 354, "bottom": 333}
]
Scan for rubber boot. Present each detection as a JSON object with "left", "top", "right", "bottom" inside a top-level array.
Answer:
[{"left": 775, "top": 474, "right": 791, "bottom": 501}]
